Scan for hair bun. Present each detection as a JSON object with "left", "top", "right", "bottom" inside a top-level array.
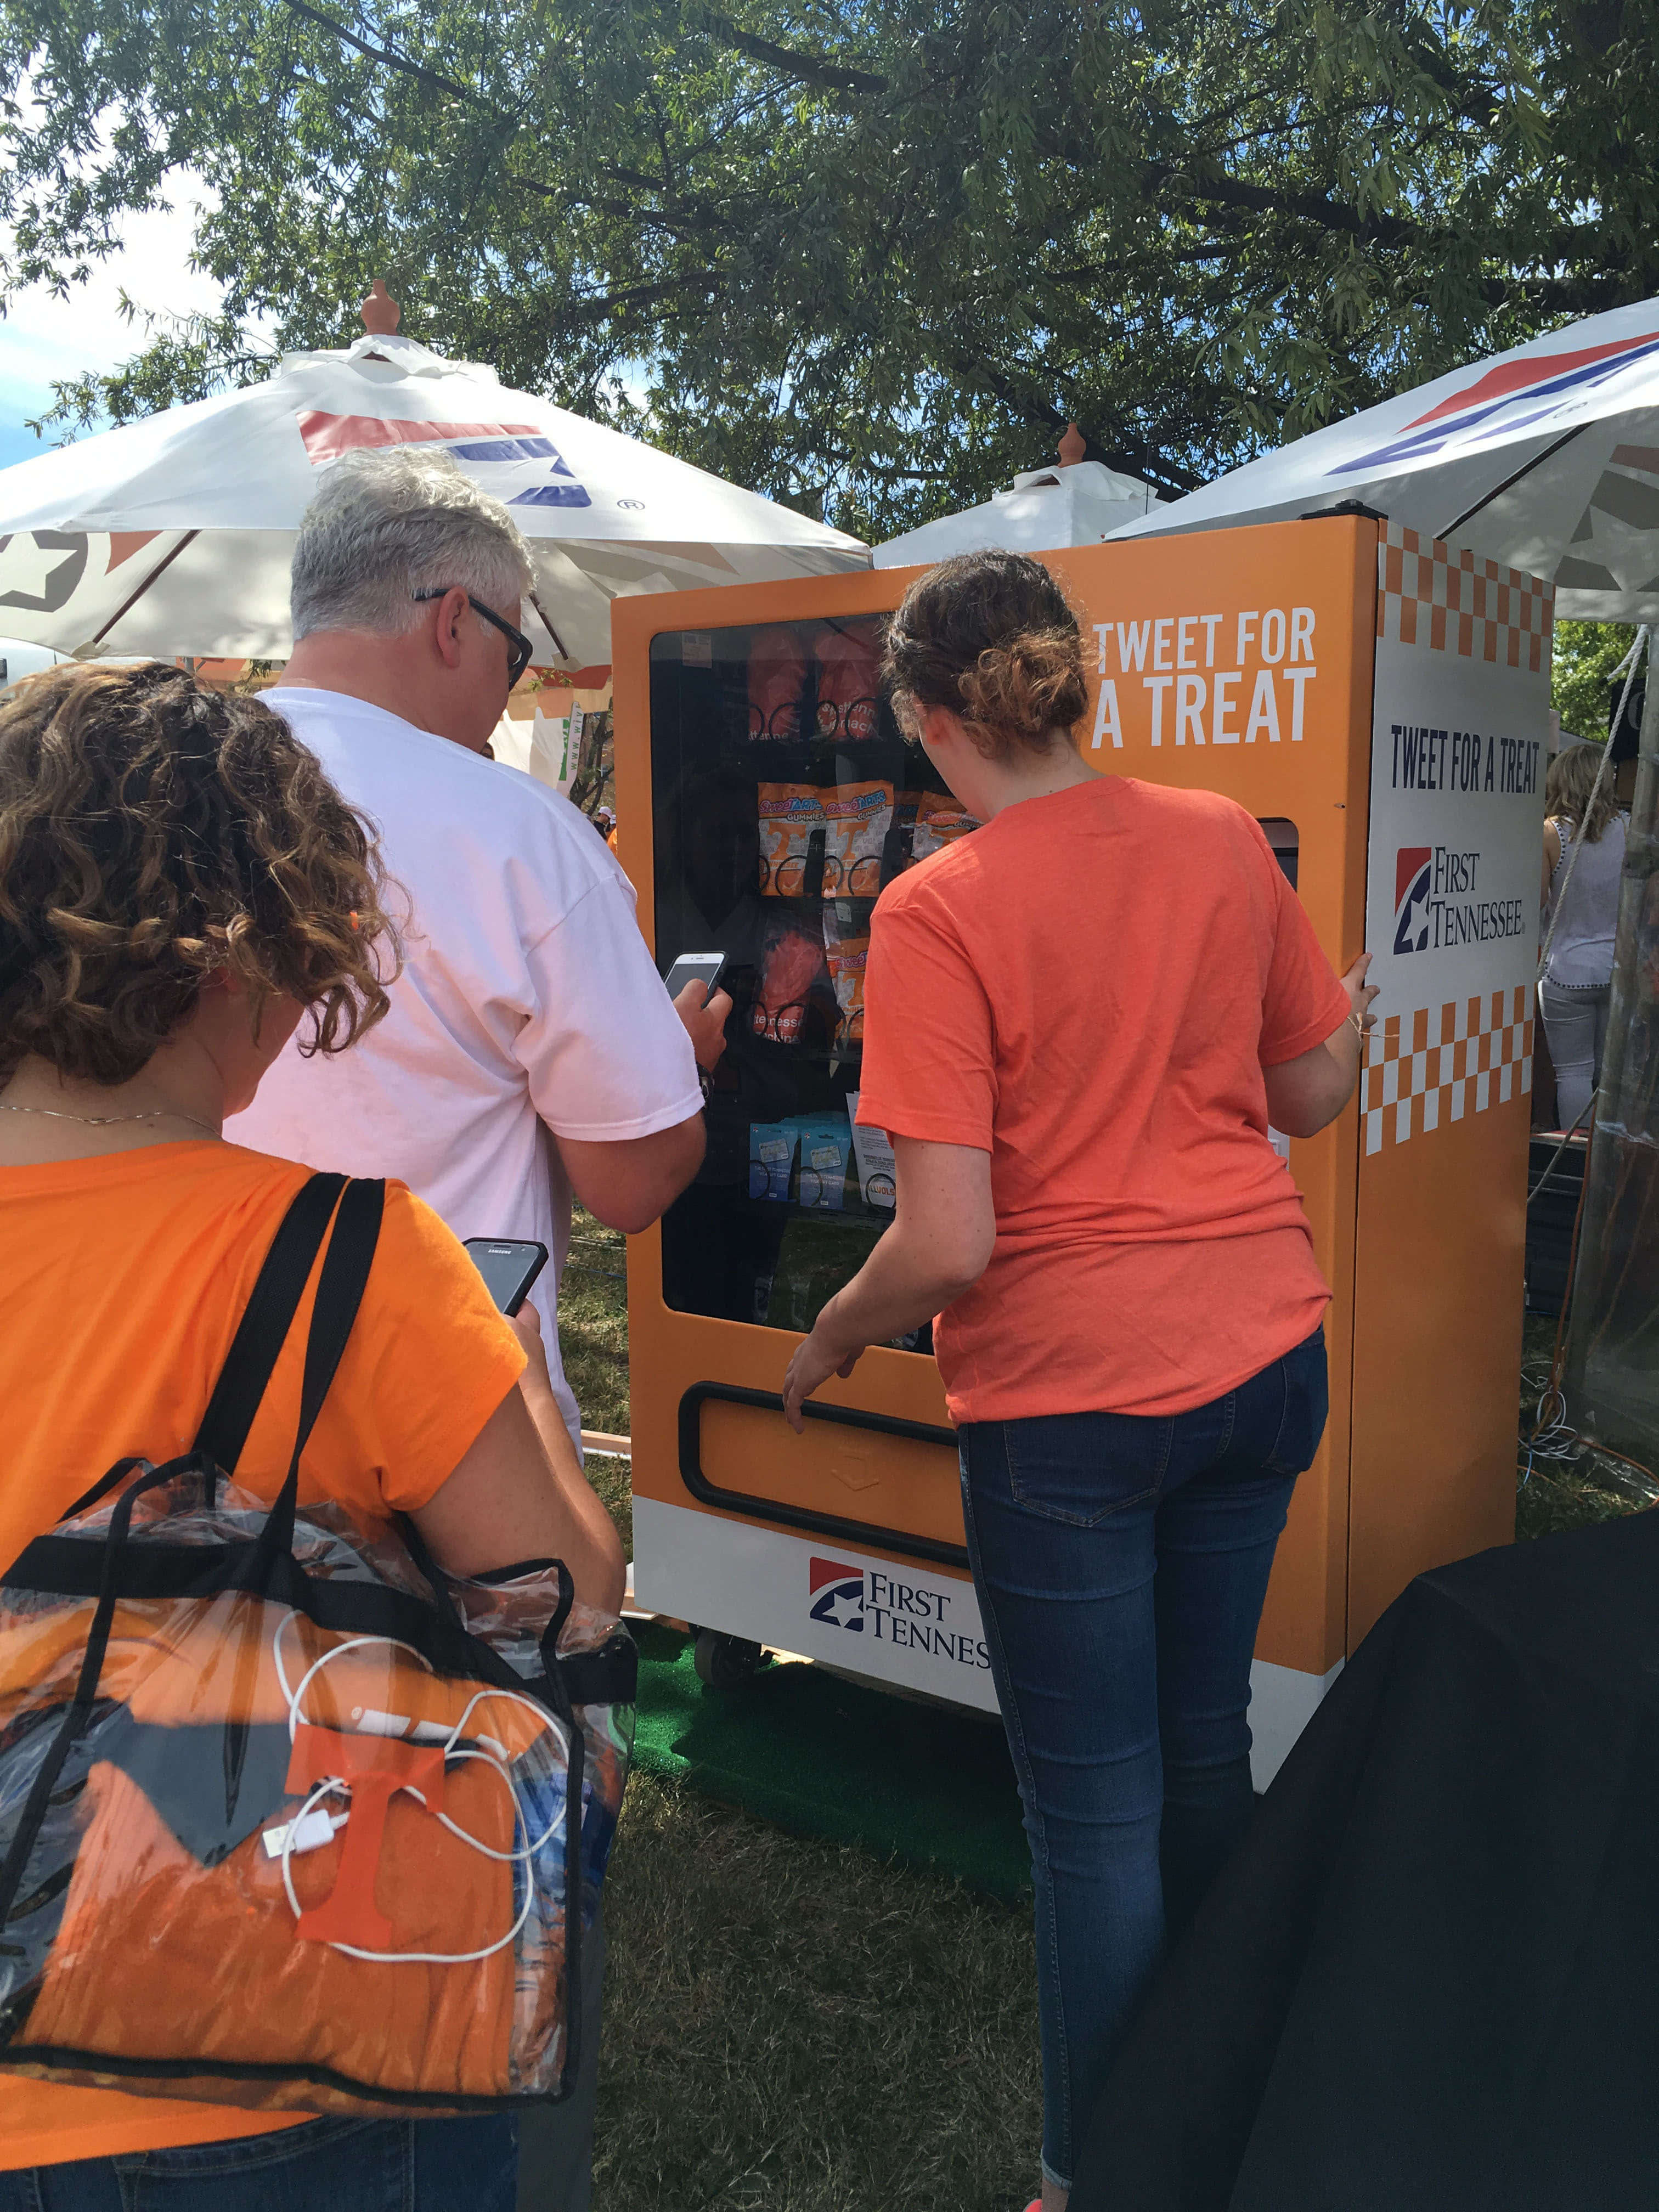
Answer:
[
  {"left": 957, "top": 630, "right": 1088, "bottom": 746},
  {"left": 881, "top": 551, "right": 1087, "bottom": 761}
]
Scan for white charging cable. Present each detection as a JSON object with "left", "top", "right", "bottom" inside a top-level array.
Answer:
[{"left": 268, "top": 1612, "right": 570, "bottom": 1966}]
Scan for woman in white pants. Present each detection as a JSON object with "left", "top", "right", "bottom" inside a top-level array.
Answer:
[{"left": 1540, "top": 741, "right": 1627, "bottom": 1130}]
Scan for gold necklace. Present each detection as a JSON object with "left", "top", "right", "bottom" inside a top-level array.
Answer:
[{"left": 0, "top": 1102, "right": 221, "bottom": 1139}]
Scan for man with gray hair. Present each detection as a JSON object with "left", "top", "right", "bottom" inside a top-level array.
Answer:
[{"left": 230, "top": 446, "right": 727, "bottom": 2209}]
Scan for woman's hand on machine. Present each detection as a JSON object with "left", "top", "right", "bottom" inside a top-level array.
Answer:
[
  {"left": 782, "top": 1311, "right": 865, "bottom": 1432},
  {"left": 1341, "top": 951, "right": 1379, "bottom": 1037},
  {"left": 1263, "top": 957, "right": 1379, "bottom": 1139}
]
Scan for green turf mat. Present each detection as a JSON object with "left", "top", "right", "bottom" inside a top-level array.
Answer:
[{"left": 628, "top": 1620, "right": 1032, "bottom": 1900}]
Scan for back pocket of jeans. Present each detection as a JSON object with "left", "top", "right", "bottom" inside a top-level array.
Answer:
[
  {"left": 1264, "top": 1335, "right": 1330, "bottom": 1478},
  {"left": 1000, "top": 1412, "right": 1172, "bottom": 1527}
]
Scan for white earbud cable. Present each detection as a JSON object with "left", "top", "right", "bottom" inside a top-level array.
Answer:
[{"left": 269, "top": 1611, "right": 573, "bottom": 1966}]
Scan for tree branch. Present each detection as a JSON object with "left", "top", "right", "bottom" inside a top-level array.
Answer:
[
  {"left": 281, "top": 0, "right": 494, "bottom": 109},
  {"left": 534, "top": 187, "right": 726, "bottom": 239},
  {"left": 701, "top": 12, "right": 887, "bottom": 95},
  {"left": 943, "top": 343, "right": 1200, "bottom": 496},
  {"left": 1149, "top": 163, "right": 1424, "bottom": 249},
  {"left": 563, "top": 272, "right": 721, "bottom": 321}
]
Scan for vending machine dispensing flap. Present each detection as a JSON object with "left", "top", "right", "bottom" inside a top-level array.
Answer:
[{"left": 678, "top": 1383, "right": 968, "bottom": 1569}]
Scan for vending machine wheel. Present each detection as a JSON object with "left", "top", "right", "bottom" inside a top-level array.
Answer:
[{"left": 693, "top": 1628, "right": 768, "bottom": 1690}]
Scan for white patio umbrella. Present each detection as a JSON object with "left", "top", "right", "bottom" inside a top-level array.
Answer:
[
  {"left": 0, "top": 289, "right": 868, "bottom": 668},
  {"left": 1107, "top": 297, "right": 1659, "bottom": 621}
]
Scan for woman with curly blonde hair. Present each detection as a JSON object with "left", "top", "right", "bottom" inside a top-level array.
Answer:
[
  {"left": 782, "top": 553, "right": 1377, "bottom": 2212},
  {"left": 0, "top": 663, "right": 622, "bottom": 2208}
]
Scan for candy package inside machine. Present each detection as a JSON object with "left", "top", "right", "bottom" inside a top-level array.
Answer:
[
  {"left": 811, "top": 621, "right": 882, "bottom": 742},
  {"left": 821, "top": 903, "right": 871, "bottom": 1049},
  {"left": 747, "top": 627, "right": 810, "bottom": 740},
  {"left": 750, "top": 912, "right": 831, "bottom": 1042}
]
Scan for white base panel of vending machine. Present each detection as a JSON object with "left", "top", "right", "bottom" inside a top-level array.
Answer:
[
  {"left": 1245, "top": 1656, "right": 1344, "bottom": 1788},
  {"left": 634, "top": 1496, "right": 1338, "bottom": 1780},
  {"left": 633, "top": 1496, "right": 1000, "bottom": 1712}
]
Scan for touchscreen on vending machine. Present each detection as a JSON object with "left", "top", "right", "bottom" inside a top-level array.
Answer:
[{"left": 647, "top": 617, "right": 961, "bottom": 1349}]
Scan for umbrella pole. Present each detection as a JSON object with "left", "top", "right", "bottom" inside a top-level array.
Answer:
[
  {"left": 528, "top": 588, "right": 569, "bottom": 664},
  {"left": 74, "top": 529, "right": 201, "bottom": 656},
  {"left": 1436, "top": 425, "right": 1587, "bottom": 541}
]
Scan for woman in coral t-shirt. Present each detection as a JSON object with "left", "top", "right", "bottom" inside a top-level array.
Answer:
[
  {"left": 0, "top": 664, "right": 623, "bottom": 2208},
  {"left": 782, "top": 553, "right": 1377, "bottom": 2212}
]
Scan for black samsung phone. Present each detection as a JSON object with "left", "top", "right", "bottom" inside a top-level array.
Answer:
[
  {"left": 463, "top": 1238, "right": 549, "bottom": 1317},
  {"left": 662, "top": 950, "right": 728, "bottom": 1008}
]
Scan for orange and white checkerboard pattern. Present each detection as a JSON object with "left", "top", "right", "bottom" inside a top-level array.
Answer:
[
  {"left": 1377, "top": 522, "right": 1553, "bottom": 675},
  {"left": 1362, "top": 984, "right": 1532, "bottom": 1154}
]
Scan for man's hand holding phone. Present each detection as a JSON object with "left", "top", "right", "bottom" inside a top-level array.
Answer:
[
  {"left": 674, "top": 978, "right": 733, "bottom": 1070},
  {"left": 509, "top": 1296, "right": 556, "bottom": 1397},
  {"left": 665, "top": 951, "right": 733, "bottom": 1073}
]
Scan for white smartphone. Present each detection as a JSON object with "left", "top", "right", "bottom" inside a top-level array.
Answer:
[{"left": 662, "top": 950, "right": 728, "bottom": 1008}]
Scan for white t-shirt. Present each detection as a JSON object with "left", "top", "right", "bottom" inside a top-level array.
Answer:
[{"left": 229, "top": 688, "right": 702, "bottom": 1445}]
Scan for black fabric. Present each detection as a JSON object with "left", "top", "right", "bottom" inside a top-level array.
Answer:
[
  {"left": 0, "top": 2035, "right": 557, "bottom": 2116},
  {"left": 288, "top": 1180, "right": 383, "bottom": 1474},
  {"left": 191, "top": 1173, "right": 346, "bottom": 1477},
  {"left": 560, "top": 1633, "right": 639, "bottom": 1708},
  {"left": 1069, "top": 1511, "right": 1659, "bottom": 2212},
  {"left": 1, "top": 1515, "right": 623, "bottom": 1707}
]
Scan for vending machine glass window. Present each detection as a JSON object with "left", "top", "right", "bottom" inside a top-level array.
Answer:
[{"left": 648, "top": 616, "right": 950, "bottom": 1350}]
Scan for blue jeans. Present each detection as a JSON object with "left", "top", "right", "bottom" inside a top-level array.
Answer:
[
  {"left": 960, "top": 1325, "right": 1328, "bottom": 2191},
  {"left": 0, "top": 2114, "right": 517, "bottom": 2211}
]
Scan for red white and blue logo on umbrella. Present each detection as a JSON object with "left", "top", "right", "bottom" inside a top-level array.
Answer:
[
  {"left": 297, "top": 410, "right": 592, "bottom": 508},
  {"left": 1336, "top": 329, "right": 1659, "bottom": 479}
]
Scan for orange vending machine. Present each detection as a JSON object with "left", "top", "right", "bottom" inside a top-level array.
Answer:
[{"left": 611, "top": 513, "right": 1550, "bottom": 1779}]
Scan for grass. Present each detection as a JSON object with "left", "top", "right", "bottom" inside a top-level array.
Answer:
[
  {"left": 593, "top": 1775, "right": 1041, "bottom": 2212},
  {"left": 1514, "top": 1310, "right": 1645, "bottom": 1541},
  {"left": 561, "top": 1212, "right": 633, "bottom": 1558},
  {"left": 570, "top": 1212, "right": 1648, "bottom": 2210}
]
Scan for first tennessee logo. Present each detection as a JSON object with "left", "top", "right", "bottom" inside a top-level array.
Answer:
[
  {"left": 808, "top": 1556, "right": 865, "bottom": 1633},
  {"left": 1393, "top": 845, "right": 1431, "bottom": 954}
]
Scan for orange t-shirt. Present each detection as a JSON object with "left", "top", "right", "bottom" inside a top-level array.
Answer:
[
  {"left": 0, "top": 1140, "right": 526, "bottom": 2169},
  {"left": 857, "top": 777, "right": 1351, "bottom": 1423}
]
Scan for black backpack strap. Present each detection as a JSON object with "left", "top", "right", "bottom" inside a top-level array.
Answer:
[
  {"left": 193, "top": 1172, "right": 347, "bottom": 1475},
  {"left": 261, "top": 1177, "right": 386, "bottom": 1558}
]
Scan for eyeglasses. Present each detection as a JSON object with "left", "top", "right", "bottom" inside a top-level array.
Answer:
[{"left": 411, "top": 588, "right": 534, "bottom": 687}]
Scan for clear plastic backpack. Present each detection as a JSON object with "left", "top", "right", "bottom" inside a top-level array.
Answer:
[{"left": 0, "top": 1173, "right": 635, "bottom": 2117}]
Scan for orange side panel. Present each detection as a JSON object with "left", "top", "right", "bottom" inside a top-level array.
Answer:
[{"left": 1348, "top": 1088, "right": 1526, "bottom": 1645}]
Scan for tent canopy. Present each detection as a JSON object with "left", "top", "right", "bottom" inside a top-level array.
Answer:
[
  {"left": 1107, "top": 298, "right": 1659, "bottom": 624},
  {"left": 875, "top": 459, "right": 1160, "bottom": 568}
]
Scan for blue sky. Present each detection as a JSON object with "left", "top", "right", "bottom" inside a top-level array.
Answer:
[{"left": 0, "top": 198, "right": 224, "bottom": 469}]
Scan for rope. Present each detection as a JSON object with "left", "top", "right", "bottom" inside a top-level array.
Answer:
[{"left": 1526, "top": 1095, "right": 1594, "bottom": 1206}]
